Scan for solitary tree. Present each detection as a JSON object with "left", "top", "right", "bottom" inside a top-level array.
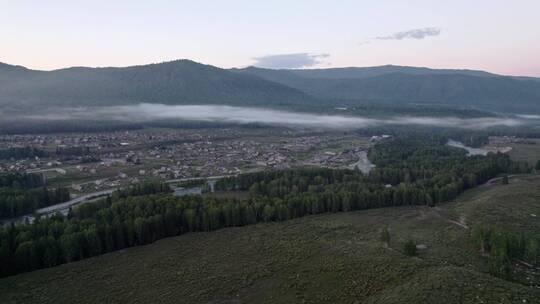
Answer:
[
  {"left": 490, "top": 245, "right": 512, "bottom": 279},
  {"left": 380, "top": 226, "right": 391, "bottom": 246},
  {"left": 526, "top": 238, "right": 540, "bottom": 266},
  {"left": 472, "top": 224, "right": 491, "bottom": 253},
  {"left": 403, "top": 240, "right": 417, "bottom": 256}
]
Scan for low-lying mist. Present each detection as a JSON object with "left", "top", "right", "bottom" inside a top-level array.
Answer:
[{"left": 7, "top": 103, "right": 530, "bottom": 130}]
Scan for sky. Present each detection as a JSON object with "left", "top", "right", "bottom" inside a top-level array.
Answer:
[{"left": 1, "top": 0, "right": 539, "bottom": 76}]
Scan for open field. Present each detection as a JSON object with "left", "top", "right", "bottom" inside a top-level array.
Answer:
[
  {"left": 1, "top": 176, "right": 539, "bottom": 304},
  {"left": 507, "top": 139, "right": 540, "bottom": 165}
]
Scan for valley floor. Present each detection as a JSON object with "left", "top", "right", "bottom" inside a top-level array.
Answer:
[{"left": 1, "top": 176, "right": 539, "bottom": 304}]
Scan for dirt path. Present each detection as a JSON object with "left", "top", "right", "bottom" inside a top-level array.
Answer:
[
  {"left": 421, "top": 207, "right": 469, "bottom": 230},
  {"left": 446, "top": 215, "right": 469, "bottom": 229},
  {"left": 482, "top": 174, "right": 540, "bottom": 187}
]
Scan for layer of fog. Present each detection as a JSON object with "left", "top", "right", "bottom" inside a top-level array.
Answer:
[
  {"left": 516, "top": 114, "right": 540, "bottom": 120},
  {"left": 14, "top": 103, "right": 526, "bottom": 130}
]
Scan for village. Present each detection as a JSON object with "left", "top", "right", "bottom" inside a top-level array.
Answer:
[{"left": 0, "top": 128, "right": 377, "bottom": 195}]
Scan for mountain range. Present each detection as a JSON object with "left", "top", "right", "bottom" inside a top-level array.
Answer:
[
  {"left": 234, "top": 66, "right": 540, "bottom": 112},
  {"left": 0, "top": 60, "right": 311, "bottom": 108},
  {"left": 1, "top": 60, "right": 540, "bottom": 113}
]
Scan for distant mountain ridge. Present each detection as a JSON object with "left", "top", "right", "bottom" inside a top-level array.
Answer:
[
  {"left": 1, "top": 59, "right": 539, "bottom": 113},
  {"left": 283, "top": 64, "right": 499, "bottom": 79},
  {"left": 0, "top": 60, "right": 312, "bottom": 108},
  {"left": 235, "top": 66, "right": 540, "bottom": 112}
]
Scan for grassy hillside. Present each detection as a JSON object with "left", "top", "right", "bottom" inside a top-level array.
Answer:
[
  {"left": 1, "top": 176, "right": 539, "bottom": 304},
  {"left": 452, "top": 175, "right": 540, "bottom": 235}
]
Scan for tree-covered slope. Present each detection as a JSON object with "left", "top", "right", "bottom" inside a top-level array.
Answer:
[
  {"left": 289, "top": 64, "right": 499, "bottom": 79},
  {"left": 0, "top": 60, "right": 312, "bottom": 107},
  {"left": 236, "top": 66, "right": 540, "bottom": 113},
  {"left": 2, "top": 60, "right": 540, "bottom": 113}
]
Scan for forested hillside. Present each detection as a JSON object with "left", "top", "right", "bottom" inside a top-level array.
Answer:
[
  {"left": 237, "top": 66, "right": 540, "bottom": 113},
  {"left": 0, "top": 60, "right": 311, "bottom": 107},
  {"left": 2, "top": 60, "right": 540, "bottom": 113}
]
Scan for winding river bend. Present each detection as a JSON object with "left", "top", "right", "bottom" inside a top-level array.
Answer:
[
  {"left": 350, "top": 151, "right": 376, "bottom": 174},
  {"left": 446, "top": 139, "right": 489, "bottom": 156}
]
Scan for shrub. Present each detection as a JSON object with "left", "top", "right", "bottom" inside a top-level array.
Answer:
[{"left": 403, "top": 240, "right": 417, "bottom": 256}]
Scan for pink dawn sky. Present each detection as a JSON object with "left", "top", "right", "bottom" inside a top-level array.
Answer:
[{"left": 1, "top": 0, "right": 539, "bottom": 76}]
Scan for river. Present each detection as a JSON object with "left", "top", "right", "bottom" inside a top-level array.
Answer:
[
  {"left": 446, "top": 139, "right": 489, "bottom": 156},
  {"left": 349, "top": 151, "right": 376, "bottom": 174}
]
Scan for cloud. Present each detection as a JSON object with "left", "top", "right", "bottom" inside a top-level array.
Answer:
[
  {"left": 11, "top": 104, "right": 525, "bottom": 130},
  {"left": 375, "top": 27, "right": 441, "bottom": 40},
  {"left": 252, "top": 53, "right": 329, "bottom": 69}
]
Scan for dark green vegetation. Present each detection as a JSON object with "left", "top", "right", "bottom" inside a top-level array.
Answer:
[
  {"left": 111, "top": 181, "right": 172, "bottom": 199},
  {"left": 55, "top": 146, "right": 91, "bottom": 157},
  {"left": 1, "top": 176, "right": 539, "bottom": 304},
  {"left": 472, "top": 225, "right": 539, "bottom": 279},
  {"left": 403, "top": 240, "right": 417, "bottom": 256},
  {"left": 453, "top": 174, "right": 540, "bottom": 282},
  {"left": 0, "top": 181, "right": 173, "bottom": 276},
  {"left": 1, "top": 60, "right": 540, "bottom": 114},
  {"left": 0, "top": 145, "right": 96, "bottom": 160},
  {"left": 0, "top": 136, "right": 531, "bottom": 277},
  {"left": 0, "top": 119, "right": 145, "bottom": 135},
  {"left": 0, "top": 147, "right": 47, "bottom": 160},
  {"left": 0, "top": 173, "right": 70, "bottom": 218}
]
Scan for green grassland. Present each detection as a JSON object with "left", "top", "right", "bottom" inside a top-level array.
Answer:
[
  {"left": 452, "top": 175, "right": 540, "bottom": 235},
  {"left": 1, "top": 177, "right": 539, "bottom": 304}
]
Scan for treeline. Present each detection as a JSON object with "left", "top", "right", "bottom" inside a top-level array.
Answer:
[
  {"left": 0, "top": 136, "right": 530, "bottom": 277},
  {"left": 0, "top": 120, "right": 143, "bottom": 135},
  {"left": 0, "top": 147, "right": 48, "bottom": 160},
  {"left": 0, "top": 145, "right": 97, "bottom": 160},
  {"left": 0, "top": 173, "right": 70, "bottom": 218},
  {"left": 216, "top": 136, "right": 530, "bottom": 207},
  {"left": 368, "top": 136, "right": 530, "bottom": 183},
  {"left": 173, "top": 179, "right": 207, "bottom": 188},
  {"left": 0, "top": 173, "right": 44, "bottom": 189},
  {"left": 112, "top": 181, "right": 172, "bottom": 200},
  {"left": 0, "top": 118, "right": 258, "bottom": 135},
  {"left": 472, "top": 225, "right": 540, "bottom": 279},
  {"left": 0, "top": 188, "right": 70, "bottom": 219},
  {"left": 55, "top": 146, "right": 90, "bottom": 156}
]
